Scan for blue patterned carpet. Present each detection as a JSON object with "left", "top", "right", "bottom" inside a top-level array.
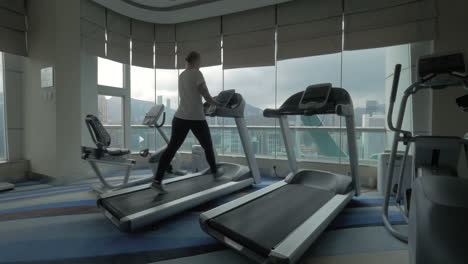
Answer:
[{"left": 0, "top": 171, "right": 407, "bottom": 264}]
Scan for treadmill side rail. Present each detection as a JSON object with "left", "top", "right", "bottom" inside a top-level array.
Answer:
[
  {"left": 269, "top": 192, "right": 354, "bottom": 264},
  {"left": 98, "top": 168, "right": 209, "bottom": 199},
  {"left": 200, "top": 181, "right": 288, "bottom": 223},
  {"left": 116, "top": 179, "right": 254, "bottom": 232}
]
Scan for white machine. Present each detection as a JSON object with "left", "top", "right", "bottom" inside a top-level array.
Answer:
[
  {"left": 377, "top": 151, "right": 412, "bottom": 198},
  {"left": 383, "top": 53, "right": 468, "bottom": 264}
]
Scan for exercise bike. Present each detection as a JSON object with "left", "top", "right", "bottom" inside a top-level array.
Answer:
[
  {"left": 81, "top": 104, "right": 184, "bottom": 194},
  {"left": 383, "top": 53, "right": 468, "bottom": 264}
]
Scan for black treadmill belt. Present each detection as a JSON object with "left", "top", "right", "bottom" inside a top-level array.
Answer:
[
  {"left": 101, "top": 174, "right": 231, "bottom": 219},
  {"left": 208, "top": 184, "right": 334, "bottom": 257}
]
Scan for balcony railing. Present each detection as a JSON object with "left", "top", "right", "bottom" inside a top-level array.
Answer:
[{"left": 103, "top": 125, "right": 386, "bottom": 165}]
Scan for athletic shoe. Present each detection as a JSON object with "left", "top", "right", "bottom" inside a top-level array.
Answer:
[
  {"left": 151, "top": 181, "right": 168, "bottom": 194},
  {"left": 214, "top": 167, "right": 225, "bottom": 178}
]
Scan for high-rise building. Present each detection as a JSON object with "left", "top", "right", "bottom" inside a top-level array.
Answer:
[
  {"left": 361, "top": 113, "right": 386, "bottom": 160},
  {"left": 157, "top": 95, "right": 163, "bottom": 105},
  {"left": 166, "top": 98, "right": 171, "bottom": 110},
  {"left": 98, "top": 96, "right": 109, "bottom": 123},
  {"left": 365, "top": 100, "right": 378, "bottom": 116}
]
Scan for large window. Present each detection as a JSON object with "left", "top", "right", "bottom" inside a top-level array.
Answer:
[
  {"left": 0, "top": 52, "right": 6, "bottom": 160},
  {"left": 97, "top": 58, "right": 126, "bottom": 149},
  {"left": 277, "top": 53, "right": 344, "bottom": 162},
  {"left": 93, "top": 42, "right": 417, "bottom": 166},
  {"left": 97, "top": 95, "right": 124, "bottom": 148},
  {"left": 98, "top": 57, "right": 123, "bottom": 88},
  {"left": 342, "top": 47, "right": 388, "bottom": 163},
  {"left": 130, "top": 66, "right": 156, "bottom": 152},
  {"left": 224, "top": 66, "right": 275, "bottom": 157},
  {"left": 156, "top": 69, "right": 178, "bottom": 123},
  {"left": 155, "top": 68, "right": 179, "bottom": 151},
  {"left": 341, "top": 44, "right": 413, "bottom": 163}
]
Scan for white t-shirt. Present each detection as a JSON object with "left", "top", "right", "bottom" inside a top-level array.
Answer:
[{"left": 175, "top": 69, "right": 206, "bottom": 121}]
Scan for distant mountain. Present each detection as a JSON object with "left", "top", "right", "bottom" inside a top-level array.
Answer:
[
  {"left": 127, "top": 97, "right": 274, "bottom": 127},
  {"left": 105, "top": 97, "right": 384, "bottom": 128}
]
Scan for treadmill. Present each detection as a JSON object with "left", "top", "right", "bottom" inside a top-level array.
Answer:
[
  {"left": 0, "top": 182, "right": 14, "bottom": 192},
  {"left": 97, "top": 89, "right": 261, "bottom": 232},
  {"left": 200, "top": 84, "right": 360, "bottom": 264}
]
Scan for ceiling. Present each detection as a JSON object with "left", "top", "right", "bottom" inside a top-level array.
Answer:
[{"left": 93, "top": 0, "right": 292, "bottom": 24}]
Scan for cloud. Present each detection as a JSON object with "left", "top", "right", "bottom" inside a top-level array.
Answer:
[{"left": 125, "top": 46, "right": 389, "bottom": 111}]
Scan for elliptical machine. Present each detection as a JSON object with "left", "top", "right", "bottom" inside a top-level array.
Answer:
[
  {"left": 383, "top": 53, "right": 468, "bottom": 264},
  {"left": 82, "top": 104, "right": 184, "bottom": 193}
]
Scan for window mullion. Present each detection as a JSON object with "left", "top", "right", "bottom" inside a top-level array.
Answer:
[{"left": 123, "top": 64, "right": 131, "bottom": 149}]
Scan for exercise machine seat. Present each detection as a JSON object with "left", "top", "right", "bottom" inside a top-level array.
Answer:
[
  {"left": 409, "top": 176, "right": 468, "bottom": 264},
  {"left": 84, "top": 114, "right": 130, "bottom": 157},
  {"left": 107, "top": 148, "right": 131, "bottom": 156}
]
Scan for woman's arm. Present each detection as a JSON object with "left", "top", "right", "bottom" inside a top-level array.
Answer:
[{"left": 198, "top": 82, "right": 222, "bottom": 106}]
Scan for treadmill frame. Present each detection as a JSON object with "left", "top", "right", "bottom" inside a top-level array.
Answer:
[
  {"left": 98, "top": 162, "right": 254, "bottom": 232},
  {"left": 200, "top": 175, "right": 354, "bottom": 263},
  {"left": 97, "top": 91, "right": 262, "bottom": 232},
  {"left": 200, "top": 86, "right": 360, "bottom": 263}
]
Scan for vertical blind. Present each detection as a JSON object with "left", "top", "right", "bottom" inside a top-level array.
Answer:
[
  {"left": 131, "top": 19, "right": 154, "bottom": 68},
  {"left": 0, "top": 0, "right": 27, "bottom": 56},
  {"left": 343, "top": 0, "right": 437, "bottom": 50},
  {"left": 80, "top": 0, "right": 105, "bottom": 57},
  {"left": 222, "top": 6, "right": 276, "bottom": 69},
  {"left": 78, "top": 0, "right": 440, "bottom": 67},
  {"left": 155, "top": 24, "right": 176, "bottom": 69},
  {"left": 106, "top": 10, "right": 130, "bottom": 64},
  {"left": 176, "top": 17, "right": 221, "bottom": 68},
  {"left": 277, "top": 0, "right": 343, "bottom": 60}
]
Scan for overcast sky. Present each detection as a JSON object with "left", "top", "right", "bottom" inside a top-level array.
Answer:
[{"left": 99, "top": 46, "right": 388, "bottom": 111}]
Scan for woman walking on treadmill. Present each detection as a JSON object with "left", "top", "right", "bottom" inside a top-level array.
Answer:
[{"left": 152, "top": 51, "right": 222, "bottom": 193}]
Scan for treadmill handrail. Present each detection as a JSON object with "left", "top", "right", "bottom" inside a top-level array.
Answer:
[{"left": 263, "top": 86, "right": 360, "bottom": 195}]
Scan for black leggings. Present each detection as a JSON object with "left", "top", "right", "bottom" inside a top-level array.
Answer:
[{"left": 154, "top": 117, "right": 217, "bottom": 182}]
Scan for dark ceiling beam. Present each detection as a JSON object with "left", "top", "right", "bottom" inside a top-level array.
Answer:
[{"left": 122, "top": 0, "right": 223, "bottom": 11}]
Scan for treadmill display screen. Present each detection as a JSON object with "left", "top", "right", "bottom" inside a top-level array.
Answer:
[
  {"left": 216, "top": 89, "right": 236, "bottom": 107},
  {"left": 300, "top": 84, "right": 331, "bottom": 105}
]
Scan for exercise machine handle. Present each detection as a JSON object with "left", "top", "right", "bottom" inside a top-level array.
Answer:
[
  {"left": 391, "top": 64, "right": 402, "bottom": 103},
  {"left": 155, "top": 112, "right": 166, "bottom": 128},
  {"left": 387, "top": 64, "right": 402, "bottom": 132}
]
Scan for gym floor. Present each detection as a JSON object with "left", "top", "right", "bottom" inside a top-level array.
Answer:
[{"left": 0, "top": 170, "right": 408, "bottom": 264}]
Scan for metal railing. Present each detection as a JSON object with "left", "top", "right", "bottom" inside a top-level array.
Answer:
[{"left": 103, "top": 124, "right": 387, "bottom": 165}]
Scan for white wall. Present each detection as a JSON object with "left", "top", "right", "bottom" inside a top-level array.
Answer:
[
  {"left": 23, "top": 0, "right": 58, "bottom": 178},
  {"left": 23, "top": 0, "right": 89, "bottom": 184},
  {"left": 54, "top": 0, "right": 89, "bottom": 182},
  {"left": 80, "top": 52, "right": 98, "bottom": 148}
]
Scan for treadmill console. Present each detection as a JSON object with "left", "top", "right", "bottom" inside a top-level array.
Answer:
[
  {"left": 418, "top": 53, "right": 465, "bottom": 79},
  {"left": 299, "top": 83, "right": 332, "bottom": 110},
  {"left": 215, "top": 89, "right": 236, "bottom": 107},
  {"left": 142, "top": 104, "right": 164, "bottom": 127},
  {"left": 204, "top": 89, "right": 246, "bottom": 118},
  {"left": 417, "top": 53, "right": 468, "bottom": 89}
]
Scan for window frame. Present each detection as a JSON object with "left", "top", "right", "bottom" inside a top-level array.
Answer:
[
  {"left": 0, "top": 52, "right": 8, "bottom": 161},
  {"left": 97, "top": 61, "right": 131, "bottom": 148},
  {"left": 93, "top": 41, "right": 422, "bottom": 166}
]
